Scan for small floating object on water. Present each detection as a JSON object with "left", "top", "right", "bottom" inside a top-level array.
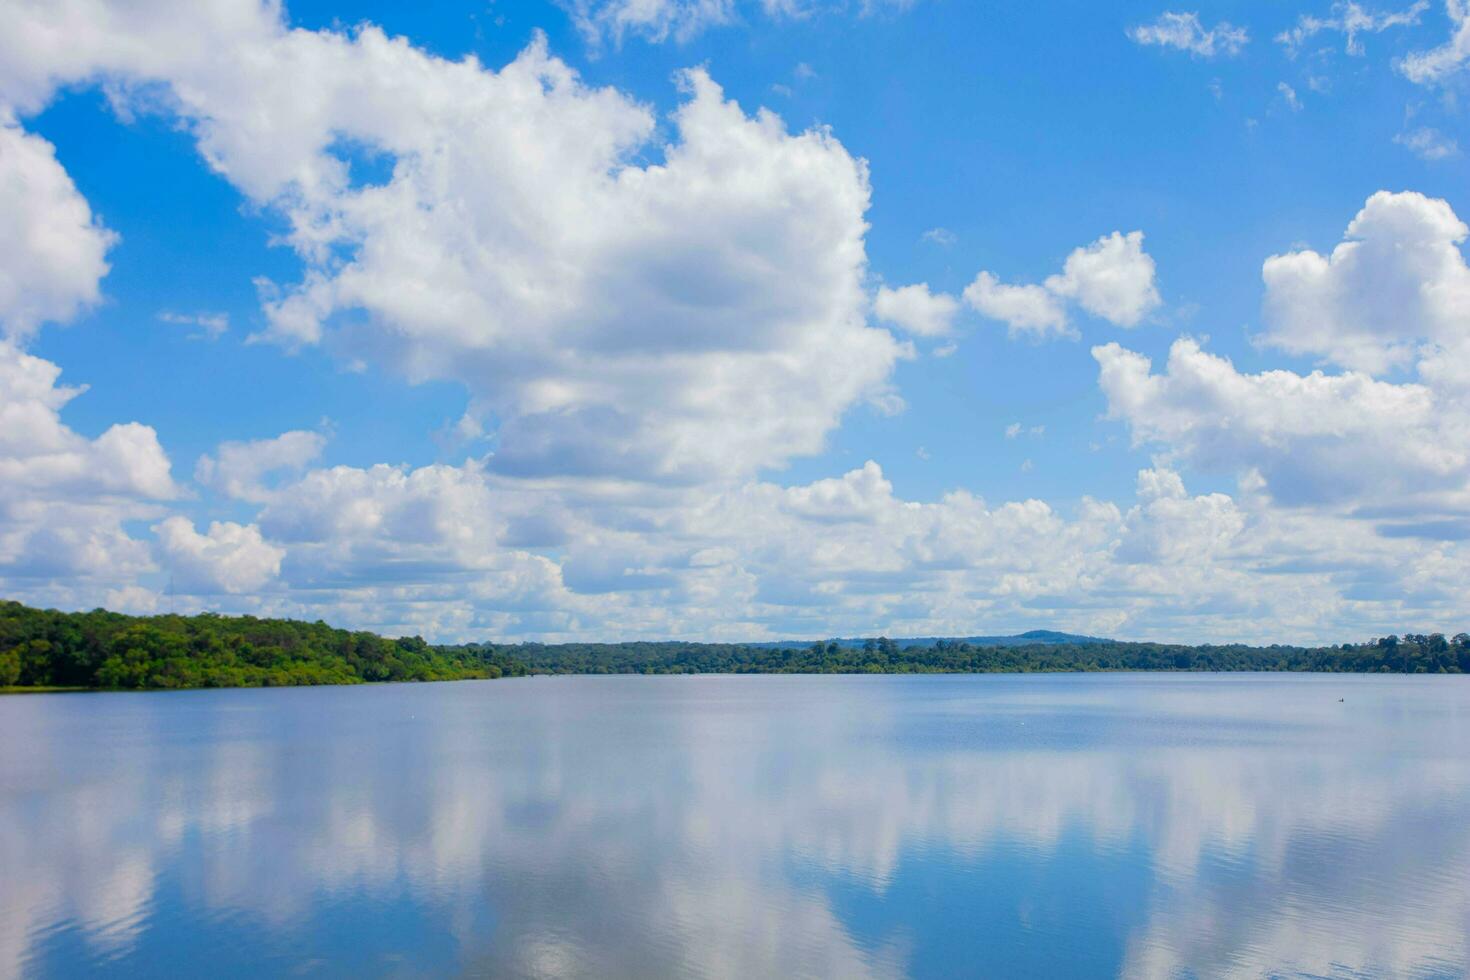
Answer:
[{"left": 1338, "top": 697, "right": 1344, "bottom": 702}]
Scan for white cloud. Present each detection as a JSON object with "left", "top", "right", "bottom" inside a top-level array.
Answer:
[
  {"left": 1116, "top": 467, "right": 1244, "bottom": 565},
  {"left": 558, "top": 0, "right": 918, "bottom": 44},
  {"left": 873, "top": 283, "right": 958, "bottom": 337},
  {"left": 235, "top": 459, "right": 585, "bottom": 629},
  {"left": 149, "top": 445, "right": 1469, "bottom": 644},
  {"left": 1277, "top": 1, "right": 1428, "bottom": 57},
  {"left": 963, "top": 273, "right": 1071, "bottom": 338},
  {"left": 1129, "top": 12, "right": 1249, "bottom": 57},
  {"left": 1395, "top": 126, "right": 1461, "bottom": 159},
  {"left": 259, "top": 462, "right": 501, "bottom": 551},
  {"left": 1400, "top": 0, "right": 1470, "bottom": 83},
  {"left": 0, "top": 341, "right": 176, "bottom": 501},
  {"left": 1045, "top": 231, "right": 1162, "bottom": 327},
  {"left": 1260, "top": 190, "right": 1470, "bottom": 374},
  {"left": 158, "top": 310, "right": 228, "bottom": 340},
  {"left": 921, "top": 227, "right": 956, "bottom": 246},
  {"left": 104, "top": 584, "right": 161, "bottom": 615},
  {"left": 195, "top": 430, "right": 328, "bottom": 502},
  {"left": 153, "top": 516, "right": 284, "bottom": 594},
  {"left": 963, "top": 231, "right": 1161, "bottom": 338},
  {"left": 1090, "top": 191, "right": 1470, "bottom": 528},
  {"left": 0, "top": 122, "right": 116, "bottom": 339},
  {"left": 0, "top": 342, "right": 175, "bottom": 598},
  {"left": 1094, "top": 337, "right": 1469, "bottom": 509},
  {"left": 250, "top": 461, "right": 556, "bottom": 599},
  {"left": 4, "top": 3, "right": 1470, "bottom": 645},
  {"left": 559, "top": 0, "right": 737, "bottom": 45},
  {"left": 1278, "top": 81, "right": 1304, "bottom": 111},
  {"left": 0, "top": 8, "right": 904, "bottom": 485},
  {"left": 0, "top": 89, "right": 183, "bottom": 608},
  {"left": 780, "top": 459, "right": 893, "bottom": 522}
]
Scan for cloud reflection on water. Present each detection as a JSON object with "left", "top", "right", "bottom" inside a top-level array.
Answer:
[{"left": 1, "top": 675, "right": 1468, "bottom": 977}]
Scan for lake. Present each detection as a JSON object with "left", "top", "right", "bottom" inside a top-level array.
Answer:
[{"left": 2, "top": 673, "right": 1468, "bottom": 978}]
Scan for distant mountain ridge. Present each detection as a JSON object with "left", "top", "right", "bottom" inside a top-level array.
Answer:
[{"left": 748, "top": 630, "right": 1114, "bottom": 651}]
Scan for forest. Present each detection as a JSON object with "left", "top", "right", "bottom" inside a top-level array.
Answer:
[
  {"left": 3, "top": 600, "right": 1468, "bottom": 691},
  {"left": 0, "top": 600, "right": 525, "bottom": 690},
  {"left": 466, "top": 633, "right": 1470, "bottom": 676}
]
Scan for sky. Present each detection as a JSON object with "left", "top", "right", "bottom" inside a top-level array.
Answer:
[{"left": 2, "top": 0, "right": 1469, "bottom": 644}]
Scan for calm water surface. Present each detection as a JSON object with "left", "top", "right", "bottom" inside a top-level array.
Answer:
[{"left": 2, "top": 673, "right": 1469, "bottom": 978}]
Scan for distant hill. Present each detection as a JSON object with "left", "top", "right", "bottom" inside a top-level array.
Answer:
[{"left": 747, "top": 630, "right": 1114, "bottom": 651}]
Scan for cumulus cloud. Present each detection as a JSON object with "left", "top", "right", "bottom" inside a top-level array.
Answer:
[
  {"left": 1400, "top": 0, "right": 1470, "bottom": 83},
  {"left": 0, "top": 7, "right": 903, "bottom": 485},
  {"left": 4, "top": 3, "right": 1468, "bottom": 644},
  {"left": 104, "top": 584, "right": 162, "bottom": 614},
  {"left": 147, "top": 445, "right": 1467, "bottom": 643},
  {"left": 259, "top": 462, "right": 501, "bottom": 552},
  {"left": 1260, "top": 190, "right": 1470, "bottom": 375},
  {"left": 1129, "top": 12, "right": 1249, "bottom": 57},
  {"left": 964, "top": 273, "right": 1071, "bottom": 338},
  {"left": 1046, "top": 231, "right": 1162, "bottom": 326},
  {"left": 1094, "top": 191, "right": 1470, "bottom": 536},
  {"left": 1116, "top": 468, "right": 1244, "bottom": 565},
  {"left": 873, "top": 283, "right": 958, "bottom": 337},
  {"left": 1094, "top": 337, "right": 1468, "bottom": 509},
  {"left": 221, "top": 459, "right": 588, "bottom": 632},
  {"left": 1277, "top": 1, "right": 1428, "bottom": 57},
  {"left": 195, "top": 430, "right": 328, "bottom": 502},
  {"left": 152, "top": 516, "right": 284, "bottom": 594},
  {"left": 0, "top": 342, "right": 175, "bottom": 599},
  {"left": 0, "top": 122, "right": 116, "bottom": 339},
  {"left": 780, "top": 459, "right": 893, "bottom": 523},
  {"left": 0, "top": 79, "right": 177, "bottom": 609},
  {"left": 963, "top": 231, "right": 1161, "bottom": 338},
  {"left": 249, "top": 461, "right": 580, "bottom": 611},
  {"left": 0, "top": 342, "right": 176, "bottom": 501}
]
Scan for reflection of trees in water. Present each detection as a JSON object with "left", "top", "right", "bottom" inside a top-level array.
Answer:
[{"left": 2, "top": 677, "right": 1469, "bottom": 977}]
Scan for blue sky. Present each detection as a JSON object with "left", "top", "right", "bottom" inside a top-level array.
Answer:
[{"left": 3, "top": 0, "right": 1469, "bottom": 642}]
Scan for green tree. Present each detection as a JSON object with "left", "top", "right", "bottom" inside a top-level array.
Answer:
[{"left": 0, "top": 646, "right": 20, "bottom": 686}]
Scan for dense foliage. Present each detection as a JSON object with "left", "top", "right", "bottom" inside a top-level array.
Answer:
[
  {"left": 0, "top": 601, "right": 525, "bottom": 691},
  {"left": 3, "top": 600, "right": 1468, "bottom": 692},
  {"left": 465, "top": 633, "right": 1470, "bottom": 676}
]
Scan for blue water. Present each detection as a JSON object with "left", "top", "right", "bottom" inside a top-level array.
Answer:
[{"left": 2, "top": 673, "right": 1469, "bottom": 978}]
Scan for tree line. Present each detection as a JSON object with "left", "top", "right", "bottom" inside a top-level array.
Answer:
[
  {"left": 0, "top": 600, "right": 526, "bottom": 690},
  {"left": 3, "top": 600, "right": 1468, "bottom": 692},
  {"left": 461, "top": 632, "right": 1470, "bottom": 676}
]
